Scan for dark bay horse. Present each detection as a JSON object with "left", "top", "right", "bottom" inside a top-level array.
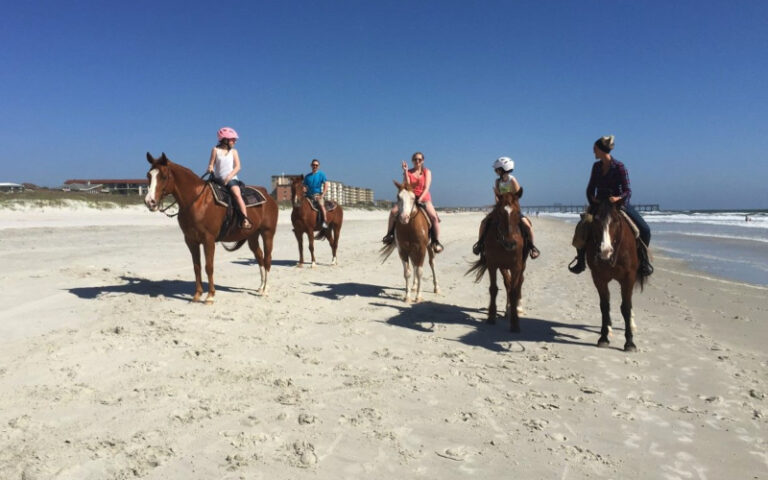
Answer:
[
  {"left": 144, "top": 153, "right": 278, "bottom": 301},
  {"left": 290, "top": 175, "right": 343, "bottom": 267},
  {"left": 380, "top": 180, "right": 439, "bottom": 302},
  {"left": 467, "top": 189, "right": 527, "bottom": 332},
  {"left": 585, "top": 198, "right": 650, "bottom": 352}
]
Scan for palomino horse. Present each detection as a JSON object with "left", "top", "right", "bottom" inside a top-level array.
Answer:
[
  {"left": 585, "top": 198, "right": 650, "bottom": 352},
  {"left": 290, "top": 175, "right": 343, "bottom": 267},
  {"left": 467, "top": 189, "right": 527, "bottom": 331},
  {"left": 144, "top": 153, "right": 278, "bottom": 301},
  {"left": 380, "top": 180, "right": 440, "bottom": 302}
]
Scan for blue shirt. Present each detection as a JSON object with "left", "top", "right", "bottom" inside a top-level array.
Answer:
[{"left": 303, "top": 170, "right": 327, "bottom": 196}]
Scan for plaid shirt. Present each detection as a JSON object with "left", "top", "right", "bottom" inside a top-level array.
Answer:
[{"left": 586, "top": 158, "right": 631, "bottom": 204}]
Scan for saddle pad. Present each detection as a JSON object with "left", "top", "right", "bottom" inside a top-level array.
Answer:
[
  {"left": 210, "top": 183, "right": 267, "bottom": 208},
  {"left": 619, "top": 210, "right": 640, "bottom": 239},
  {"left": 305, "top": 198, "right": 338, "bottom": 212}
]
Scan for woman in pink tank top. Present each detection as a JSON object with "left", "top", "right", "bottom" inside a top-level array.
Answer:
[{"left": 382, "top": 152, "right": 443, "bottom": 253}]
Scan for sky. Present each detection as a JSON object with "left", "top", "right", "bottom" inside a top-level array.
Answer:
[{"left": 2, "top": 0, "right": 767, "bottom": 210}]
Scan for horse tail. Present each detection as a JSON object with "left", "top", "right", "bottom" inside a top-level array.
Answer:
[
  {"left": 221, "top": 239, "right": 247, "bottom": 252},
  {"left": 465, "top": 255, "right": 488, "bottom": 283},
  {"left": 379, "top": 242, "right": 397, "bottom": 263}
]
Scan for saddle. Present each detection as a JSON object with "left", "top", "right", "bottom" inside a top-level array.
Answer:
[
  {"left": 208, "top": 182, "right": 267, "bottom": 241},
  {"left": 209, "top": 183, "right": 267, "bottom": 208},
  {"left": 304, "top": 197, "right": 338, "bottom": 212},
  {"left": 304, "top": 197, "right": 338, "bottom": 229}
]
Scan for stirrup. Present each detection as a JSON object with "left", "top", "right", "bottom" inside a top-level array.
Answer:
[
  {"left": 472, "top": 241, "right": 482, "bottom": 256},
  {"left": 529, "top": 245, "right": 540, "bottom": 259},
  {"left": 432, "top": 241, "right": 444, "bottom": 253},
  {"left": 639, "top": 262, "right": 654, "bottom": 276},
  {"left": 382, "top": 232, "right": 394, "bottom": 245},
  {"left": 241, "top": 218, "right": 253, "bottom": 230},
  {"left": 568, "top": 256, "right": 585, "bottom": 274}
]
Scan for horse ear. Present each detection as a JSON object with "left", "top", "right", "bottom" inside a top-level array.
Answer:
[
  {"left": 516, "top": 186, "right": 524, "bottom": 199},
  {"left": 146, "top": 152, "right": 155, "bottom": 164},
  {"left": 393, "top": 180, "right": 402, "bottom": 190},
  {"left": 158, "top": 152, "right": 169, "bottom": 165}
]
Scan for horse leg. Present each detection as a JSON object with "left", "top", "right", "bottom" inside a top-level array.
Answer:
[
  {"left": 428, "top": 248, "right": 439, "bottom": 294},
  {"left": 502, "top": 269, "right": 521, "bottom": 332},
  {"left": 400, "top": 253, "right": 411, "bottom": 302},
  {"left": 293, "top": 229, "right": 305, "bottom": 267},
  {"left": 202, "top": 239, "right": 216, "bottom": 304},
  {"left": 487, "top": 267, "right": 498, "bottom": 324},
  {"left": 594, "top": 279, "right": 611, "bottom": 347},
  {"left": 260, "top": 228, "right": 274, "bottom": 294},
  {"left": 330, "top": 223, "right": 340, "bottom": 266},
  {"left": 248, "top": 234, "right": 267, "bottom": 295},
  {"left": 185, "top": 238, "right": 203, "bottom": 302},
  {"left": 308, "top": 231, "right": 317, "bottom": 268},
  {"left": 620, "top": 278, "right": 637, "bottom": 352},
  {"left": 413, "top": 264, "right": 424, "bottom": 303}
]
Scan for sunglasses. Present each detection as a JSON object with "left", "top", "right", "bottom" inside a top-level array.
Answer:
[
  {"left": 413, "top": 158, "right": 424, "bottom": 162},
  {"left": 311, "top": 164, "right": 319, "bottom": 167}
]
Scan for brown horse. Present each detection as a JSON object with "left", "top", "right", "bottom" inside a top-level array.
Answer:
[
  {"left": 585, "top": 198, "right": 649, "bottom": 352},
  {"left": 380, "top": 180, "right": 440, "bottom": 302},
  {"left": 144, "top": 153, "right": 278, "bottom": 301},
  {"left": 290, "top": 175, "right": 343, "bottom": 267},
  {"left": 467, "top": 189, "right": 527, "bottom": 332}
]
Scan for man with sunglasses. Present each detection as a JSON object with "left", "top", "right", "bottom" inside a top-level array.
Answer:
[{"left": 303, "top": 159, "right": 329, "bottom": 228}]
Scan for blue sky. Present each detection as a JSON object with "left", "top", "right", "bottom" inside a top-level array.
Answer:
[{"left": 2, "top": 1, "right": 766, "bottom": 210}]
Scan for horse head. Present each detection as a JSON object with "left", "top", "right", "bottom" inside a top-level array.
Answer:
[
  {"left": 394, "top": 180, "right": 416, "bottom": 224},
  {"left": 493, "top": 188, "right": 523, "bottom": 250},
  {"left": 145, "top": 152, "right": 173, "bottom": 211},
  {"left": 290, "top": 175, "right": 305, "bottom": 207},
  {"left": 589, "top": 197, "right": 624, "bottom": 261}
]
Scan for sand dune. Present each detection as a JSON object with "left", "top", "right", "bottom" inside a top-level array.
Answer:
[{"left": 0, "top": 206, "right": 765, "bottom": 479}]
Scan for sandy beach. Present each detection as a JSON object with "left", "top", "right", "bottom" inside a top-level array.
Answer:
[{"left": 1, "top": 205, "right": 766, "bottom": 479}]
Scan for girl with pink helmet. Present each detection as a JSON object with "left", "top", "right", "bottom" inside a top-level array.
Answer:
[{"left": 206, "top": 127, "right": 252, "bottom": 229}]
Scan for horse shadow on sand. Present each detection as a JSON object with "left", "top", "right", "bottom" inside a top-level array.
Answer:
[
  {"left": 307, "top": 281, "right": 391, "bottom": 301},
  {"left": 67, "top": 276, "right": 257, "bottom": 302},
  {"left": 371, "top": 300, "right": 596, "bottom": 353}
]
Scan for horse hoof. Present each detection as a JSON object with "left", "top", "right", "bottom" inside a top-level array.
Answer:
[
  {"left": 624, "top": 343, "right": 637, "bottom": 352},
  {"left": 434, "top": 288, "right": 441, "bottom": 295},
  {"left": 204, "top": 298, "right": 214, "bottom": 305},
  {"left": 597, "top": 339, "right": 610, "bottom": 348}
]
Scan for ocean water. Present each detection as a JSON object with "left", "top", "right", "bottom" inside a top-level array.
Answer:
[{"left": 546, "top": 210, "right": 768, "bottom": 287}]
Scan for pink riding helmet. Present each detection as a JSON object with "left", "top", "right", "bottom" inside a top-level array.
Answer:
[{"left": 217, "top": 127, "right": 239, "bottom": 141}]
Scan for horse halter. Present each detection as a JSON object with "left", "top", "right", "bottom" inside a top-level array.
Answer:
[
  {"left": 594, "top": 207, "right": 624, "bottom": 267},
  {"left": 492, "top": 201, "right": 519, "bottom": 251}
]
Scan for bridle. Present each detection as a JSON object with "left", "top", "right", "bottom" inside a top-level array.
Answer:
[
  {"left": 594, "top": 205, "right": 624, "bottom": 267},
  {"left": 492, "top": 202, "right": 518, "bottom": 251},
  {"left": 152, "top": 166, "right": 211, "bottom": 218}
]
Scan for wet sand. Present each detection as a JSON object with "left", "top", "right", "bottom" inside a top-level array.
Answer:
[{"left": 1, "top": 206, "right": 766, "bottom": 479}]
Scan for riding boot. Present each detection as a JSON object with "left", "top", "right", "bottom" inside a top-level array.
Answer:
[
  {"left": 382, "top": 226, "right": 395, "bottom": 245},
  {"left": 472, "top": 222, "right": 488, "bottom": 255},
  {"left": 637, "top": 243, "right": 654, "bottom": 276},
  {"left": 568, "top": 248, "right": 587, "bottom": 274}
]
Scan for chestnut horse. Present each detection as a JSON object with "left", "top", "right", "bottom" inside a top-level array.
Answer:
[
  {"left": 290, "top": 175, "right": 343, "bottom": 267},
  {"left": 585, "top": 198, "right": 650, "bottom": 352},
  {"left": 380, "top": 180, "right": 440, "bottom": 302},
  {"left": 144, "top": 153, "right": 278, "bottom": 301},
  {"left": 467, "top": 189, "right": 527, "bottom": 331}
]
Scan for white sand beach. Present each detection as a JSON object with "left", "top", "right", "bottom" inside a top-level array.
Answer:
[{"left": 0, "top": 205, "right": 766, "bottom": 479}]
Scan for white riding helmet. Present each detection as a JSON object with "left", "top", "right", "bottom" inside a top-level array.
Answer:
[{"left": 493, "top": 156, "right": 514, "bottom": 172}]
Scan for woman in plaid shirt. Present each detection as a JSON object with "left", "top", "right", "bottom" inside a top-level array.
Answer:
[{"left": 568, "top": 136, "right": 653, "bottom": 276}]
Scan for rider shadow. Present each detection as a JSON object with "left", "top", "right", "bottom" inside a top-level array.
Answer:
[
  {"left": 458, "top": 316, "right": 596, "bottom": 352},
  {"left": 67, "top": 275, "right": 254, "bottom": 302},
  {"left": 375, "top": 300, "right": 595, "bottom": 352},
  {"left": 308, "top": 282, "right": 390, "bottom": 300}
]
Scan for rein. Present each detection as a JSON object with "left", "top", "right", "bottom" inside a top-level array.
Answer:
[{"left": 158, "top": 171, "right": 212, "bottom": 218}]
